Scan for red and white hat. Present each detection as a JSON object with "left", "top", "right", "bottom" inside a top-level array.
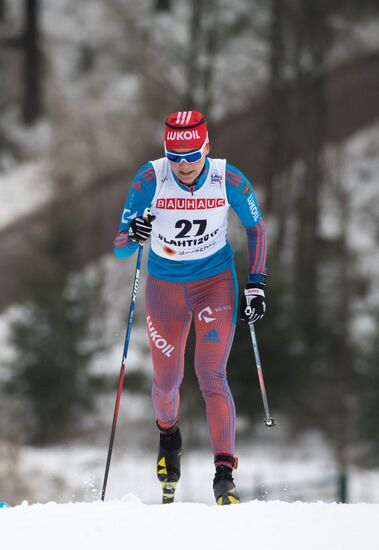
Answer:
[{"left": 164, "top": 111, "right": 208, "bottom": 150}]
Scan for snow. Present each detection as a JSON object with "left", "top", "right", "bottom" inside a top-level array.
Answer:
[
  {"left": 0, "top": 497, "right": 378, "bottom": 550},
  {"left": 0, "top": 162, "right": 52, "bottom": 230},
  {"left": 3, "top": 421, "right": 379, "bottom": 550}
]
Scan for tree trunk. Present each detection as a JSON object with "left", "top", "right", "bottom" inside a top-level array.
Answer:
[
  {"left": 292, "top": 2, "right": 329, "bottom": 346},
  {"left": 263, "top": 0, "right": 287, "bottom": 216},
  {"left": 0, "top": 0, "right": 6, "bottom": 20},
  {"left": 199, "top": 0, "right": 219, "bottom": 117},
  {"left": 185, "top": 0, "right": 205, "bottom": 107},
  {"left": 22, "top": 0, "right": 43, "bottom": 125}
]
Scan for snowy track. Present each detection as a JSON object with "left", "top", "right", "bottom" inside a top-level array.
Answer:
[{"left": 1, "top": 495, "right": 378, "bottom": 550}]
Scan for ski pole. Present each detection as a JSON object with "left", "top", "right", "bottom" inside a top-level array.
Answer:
[
  {"left": 101, "top": 209, "right": 152, "bottom": 501},
  {"left": 248, "top": 322, "right": 276, "bottom": 428}
]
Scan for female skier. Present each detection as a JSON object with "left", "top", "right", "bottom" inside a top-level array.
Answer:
[{"left": 113, "top": 111, "right": 267, "bottom": 505}]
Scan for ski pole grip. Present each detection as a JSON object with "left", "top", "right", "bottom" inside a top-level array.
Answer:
[{"left": 143, "top": 207, "right": 155, "bottom": 223}]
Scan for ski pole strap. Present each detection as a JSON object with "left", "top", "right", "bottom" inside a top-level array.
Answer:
[{"left": 214, "top": 454, "right": 238, "bottom": 469}]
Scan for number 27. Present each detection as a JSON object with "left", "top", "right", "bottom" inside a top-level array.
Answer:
[{"left": 175, "top": 219, "right": 207, "bottom": 238}]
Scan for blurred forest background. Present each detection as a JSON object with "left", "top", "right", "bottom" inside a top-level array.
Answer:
[{"left": 1, "top": 0, "right": 379, "bottom": 505}]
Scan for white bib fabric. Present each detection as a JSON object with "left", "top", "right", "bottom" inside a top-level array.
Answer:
[{"left": 150, "top": 158, "right": 229, "bottom": 261}]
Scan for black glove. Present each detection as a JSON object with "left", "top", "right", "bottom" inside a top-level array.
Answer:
[
  {"left": 128, "top": 211, "right": 155, "bottom": 244},
  {"left": 240, "top": 283, "right": 266, "bottom": 324}
]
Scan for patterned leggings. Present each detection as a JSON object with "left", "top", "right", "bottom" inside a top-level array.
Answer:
[{"left": 145, "top": 269, "right": 238, "bottom": 456}]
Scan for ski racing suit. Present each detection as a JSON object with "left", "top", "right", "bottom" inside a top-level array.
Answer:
[{"left": 113, "top": 157, "right": 267, "bottom": 457}]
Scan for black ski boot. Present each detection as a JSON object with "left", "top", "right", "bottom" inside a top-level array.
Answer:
[
  {"left": 156, "top": 422, "right": 182, "bottom": 504},
  {"left": 213, "top": 455, "right": 240, "bottom": 505}
]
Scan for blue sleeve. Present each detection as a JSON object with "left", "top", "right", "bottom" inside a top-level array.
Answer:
[
  {"left": 113, "top": 163, "right": 157, "bottom": 259},
  {"left": 225, "top": 164, "right": 261, "bottom": 227},
  {"left": 225, "top": 164, "right": 267, "bottom": 283}
]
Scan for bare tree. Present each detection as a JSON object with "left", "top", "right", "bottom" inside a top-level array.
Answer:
[
  {"left": 0, "top": 0, "right": 6, "bottom": 21},
  {"left": 22, "top": 0, "right": 43, "bottom": 124}
]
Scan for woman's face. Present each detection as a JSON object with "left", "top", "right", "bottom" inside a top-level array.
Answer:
[{"left": 168, "top": 143, "right": 209, "bottom": 185}]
